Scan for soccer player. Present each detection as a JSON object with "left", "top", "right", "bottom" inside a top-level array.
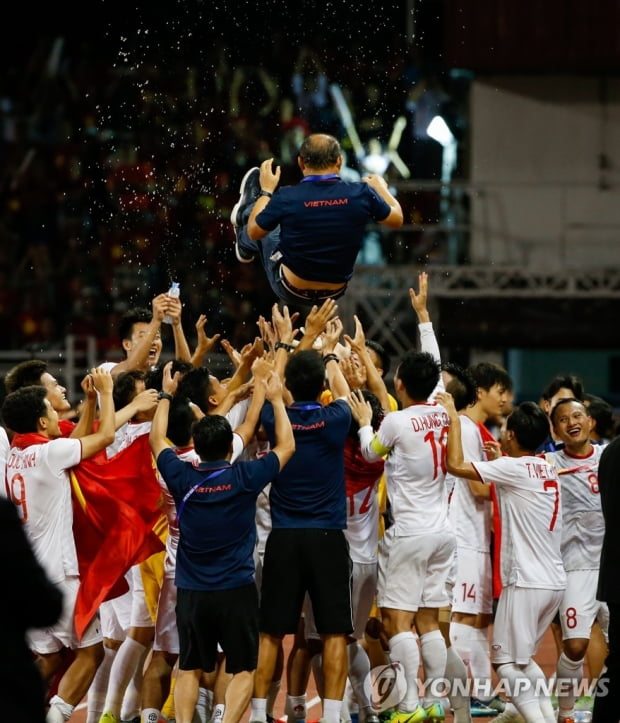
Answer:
[
  {"left": 447, "top": 362, "right": 513, "bottom": 715},
  {"left": 440, "top": 393, "right": 566, "bottom": 723},
  {"left": 546, "top": 398, "right": 607, "bottom": 723},
  {"left": 357, "top": 347, "right": 454, "bottom": 723},
  {"left": 2, "top": 367, "right": 116, "bottom": 723}
]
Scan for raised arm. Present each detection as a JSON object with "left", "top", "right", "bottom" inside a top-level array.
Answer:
[
  {"left": 225, "top": 338, "right": 265, "bottom": 394},
  {"left": 79, "top": 369, "right": 116, "bottom": 459},
  {"left": 165, "top": 294, "right": 192, "bottom": 363},
  {"left": 296, "top": 299, "right": 338, "bottom": 352},
  {"left": 322, "top": 318, "right": 350, "bottom": 400},
  {"left": 410, "top": 272, "right": 444, "bottom": 398},
  {"left": 363, "top": 174, "right": 403, "bottom": 229},
  {"left": 270, "top": 303, "right": 297, "bottom": 382},
  {"left": 114, "top": 388, "right": 159, "bottom": 429},
  {"left": 247, "top": 158, "right": 281, "bottom": 240},
  {"left": 233, "top": 358, "right": 271, "bottom": 449},
  {"left": 111, "top": 294, "right": 167, "bottom": 376},
  {"left": 69, "top": 373, "right": 98, "bottom": 438},
  {"left": 149, "top": 361, "right": 180, "bottom": 460},
  {"left": 435, "top": 391, "right": 490, "bottom": 499},
  {"left": 263, "top": 370, "right": 295, "bottom": 469},
  {"left": 343, "top": 315, "right": 391, "bottom": 414},
  {"left": 190, "top": 315, "right": 221, "bottom": 368}
]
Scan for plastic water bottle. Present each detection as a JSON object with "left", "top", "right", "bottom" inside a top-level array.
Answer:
[{"left": 162, "top": 281, "right": 180, "bottom": 324}]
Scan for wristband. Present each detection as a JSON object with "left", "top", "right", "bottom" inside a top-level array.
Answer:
[
  {"left": 274, "top": 341, "right": 295, "bottom": 353},
  {"left": 158, "top": 391, "right": 173, "bottom": 401},
  {"left": 323, "top": 353, "right": 339, "bottom": 365},
  {"left": 259, "top": 189, "right": 273, "bottom": 198}
]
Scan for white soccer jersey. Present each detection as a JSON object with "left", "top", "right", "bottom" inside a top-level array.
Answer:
[
  {"left": 345, "top": 476, "right": 381, "bottom": 564},
  {"left": 226, "top": 397, "right": 251, "bottom": 432},
  {"left": 546, "top": 444, "right": 605, "bottom": 571},
  {"left": 107, "top": 420, "right": 152, "bottom": 457},
  {"left": 159, "top": 446, "right": 200, "bottom": 573},
  {"left": 5, "top": 438, "right": 82, "bottom": 583},
  {"left": 473, "top": 455, "right": 566, "bottom": 590},
  {"left": 360, "top": 402, "right": 451, "bottom": 536},
  {"left": 448, "top": 415, "right": 492, "bottom": 552}
]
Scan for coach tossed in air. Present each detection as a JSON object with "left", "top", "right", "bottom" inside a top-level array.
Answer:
[{"left": 231, "top": 133, "right": 403, "bottom": 309}]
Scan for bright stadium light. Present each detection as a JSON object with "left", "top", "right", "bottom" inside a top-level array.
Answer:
[
  {"left": 426, "top": 115, "right": 455, "bottom": 148},
  {"left": 427, "top": 115, "right": 460, "bottom": 263}
]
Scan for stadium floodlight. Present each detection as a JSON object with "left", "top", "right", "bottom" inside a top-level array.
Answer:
[{"left": 426, "top": 115, "right": 455, "bottom": 148}]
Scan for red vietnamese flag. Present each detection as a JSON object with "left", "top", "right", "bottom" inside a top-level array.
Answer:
[
  {"left": 71, "top": 433, "right": 165, "bottom": 640},
  {"left": 477, "top": 421, "right": 504, "bottom": 599}
]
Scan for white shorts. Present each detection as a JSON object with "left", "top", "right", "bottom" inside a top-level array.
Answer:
[
  {"left": 28, "top": 576, "right": 103, "bottom": 653},
  {"left": 153, "top": 575, "right": 179, "bottom": 654},
  {"left": 451, "top": 547, "right": 493, "bottom": 615},
  {"left": 597, "top": 602, "right": 610, "bottom": 642},
  {"left": 377, "top": 529, "right": 456, "bottom": 612},
  {"left": 492, "top": 585, "right": 563, "bottom": 665},
  {"left": 129, "top": 565, "right": 155, "bottom": 628},
  {"left": 559, "top": 569, "right": 607, "bottom": 640},
  {"left": 100, "top": 590, "right": 132, "bottom": 640},
  {"left": 350, "top": 560, "right": 378, "bottom": 639}
]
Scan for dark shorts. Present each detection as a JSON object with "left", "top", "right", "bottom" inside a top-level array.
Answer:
[
  {"left": 176, "top": 583, "right": 259, "bottom": 673},
  {"left": 259, "top": 528, "right": 353, "bottom": 636},
  {"left": 236, "top": 225, "right": 348, "bottom": 309}
]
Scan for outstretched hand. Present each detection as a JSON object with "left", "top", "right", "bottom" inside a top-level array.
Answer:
[
  {"left": 346, "top": 389, "right": 373, "bottom": 428},
  {"left": 409, "top": 271, "right": 430, "bottom": 323},
  {"left": 343, "top": 314, "right": 366, "bottom": 354}
]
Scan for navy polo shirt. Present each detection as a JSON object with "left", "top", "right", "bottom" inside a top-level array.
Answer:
[
  {"left": 256, "top": 178, "right": 391, "bottom": 283},
  {"left": 157, "top": 448, "right": 279, "bottom": 591},
  {"left": 260, "top": 399, "right": 351, "bottom": 529}
]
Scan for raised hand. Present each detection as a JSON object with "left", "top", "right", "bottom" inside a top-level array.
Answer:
[{"left": 409, "top": 271, "right": 429, "bottom": 323}]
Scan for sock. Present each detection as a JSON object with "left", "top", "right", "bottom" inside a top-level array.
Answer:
[
  {"left": 161, "top": 675, "right": 176, "bottom": 720},
  {"left": 469, "top": 627, "right": 492, "bottom": 698},
  {"left": 324, "top": 698, "right": 343, "bottom": 723},
  {"left": 267, "top": 678, "right": 281, "bottom": 717},
  {"left": 142, "top": 708, "right": 161, "bottom": 723},
  {"left": 555, "top": 652, "right": 583, "bottom": 716},
  {"left": 103, "top": 636, "right": 149, "bottom": 717},
  {"left": 345, "top": 676, "right": 359, "bottom": 714},
  {"left": 389, "top": 631, "right": 421, "bottom": 711},
  {"left": 250, "top": 698, "right": 268, "bottom": 722},
  {"left": 285, "top": 693, "right": 307, "bottom": 721},
  {"left": 496, "top": 663, "right": 545, "bottom": 723},
  {"left": 524, "top": 660, "right": 555, "bottom": 723},
  {"left": 211, "top": 702, "right": 225, "bottom": 723},
  {"left": 348, "top": 641, "right": 372, "bottom": 709},
  {"left": 87, "top": 645, "right": 117, "bottom": 723},
  {"left": 47, "top": 695, "right": 75, "bottom": 723},
  {"left": 420, "top": 629, "right": 447, "bottom": 705},
  {"left": 121, "top": 642, "right": 150, "bottom": 721},
  {"left": 445, "top": 646, "right": 471, "bottom": 722},
  {"left": 195, "top": 687, "right": 212, "bottom": 723},
  {"left": 341, "top": 697, "right": 352, "bottom": 723},
  {"left": 450, "top": 622, "right": 473, "bottom": 669}
]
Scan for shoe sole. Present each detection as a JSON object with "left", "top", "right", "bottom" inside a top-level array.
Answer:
[
  {"left": 235, "top": 242, "right": 255, "bottom": 263},
  {"left": 231, "top": 166, "right": 260, "bottom": 227}
]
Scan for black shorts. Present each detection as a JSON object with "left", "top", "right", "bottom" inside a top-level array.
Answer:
[
  {"left": 259, "top": 528, "right": 353, "bottom": 636},
  {"left": 176, "top": 583, "right": 259, "bottom": 673}
]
